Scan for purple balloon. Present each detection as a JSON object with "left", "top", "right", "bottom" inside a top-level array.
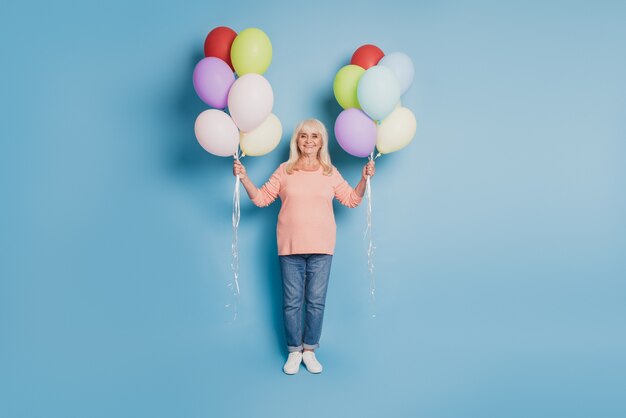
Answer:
[
  {"left": 334, "top": 108, "right": 377, "bottom": 158},
  {"left": 193, "top": 57, "right": 235, "bottom": 109}
]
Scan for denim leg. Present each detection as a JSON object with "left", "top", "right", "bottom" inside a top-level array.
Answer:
[
  {"left": 279, "top": 255, "right": 306, "bottom": 352},
  {"left": 303, "top": 254, "right": 333, "bottom": 350}
]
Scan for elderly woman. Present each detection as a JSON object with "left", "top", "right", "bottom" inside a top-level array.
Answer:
[{"left": 233, "top": 119, "right": 375, "bottom": 375}]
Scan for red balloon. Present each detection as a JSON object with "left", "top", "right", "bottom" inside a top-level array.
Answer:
[
  {"left": 350, "top": 44, "right": 385, "bottom": 70},
  {"left": 204, "top": 26, "right": 238, "bottom": 71}
]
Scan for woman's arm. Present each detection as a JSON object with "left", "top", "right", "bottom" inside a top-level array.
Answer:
[
  {"left": 233, "top": 159, "right": 259, "bottom": 199},
  {"left": 233, "top": 159, "right": 282, "bottom": 207},
  {"left": 354, "top": 160, "right": 376, "bottom": 197},
  {"left": 334, "top": 161, "right": 375, "bottom": 207}
]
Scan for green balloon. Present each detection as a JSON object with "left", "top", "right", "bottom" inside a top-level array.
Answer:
[
  {"left": 231, "top": 28, "right": 272, "bottom": 75},
  {"left": 333, "top": 65, "right": 365, "bottom": 109}
]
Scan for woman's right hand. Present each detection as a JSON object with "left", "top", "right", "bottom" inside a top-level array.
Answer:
[{"left": 233, "top": 159, "right": 247, "bottom": 179}]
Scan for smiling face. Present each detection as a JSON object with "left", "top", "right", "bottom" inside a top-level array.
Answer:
[{"left": 297, "top": 129, "right": 322, "bottom": 158}]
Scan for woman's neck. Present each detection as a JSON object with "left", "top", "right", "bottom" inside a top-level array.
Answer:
[
  {"left": 298, "top": 155, "right": 319, "bottom": 166},
  {"left": 296, "top": 155, "right": 320, "bottom": 171}
]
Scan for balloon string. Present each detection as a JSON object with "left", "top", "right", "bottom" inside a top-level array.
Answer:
[
  {"left": 226, "top": 151, "right": 242, "bottom": 322},
  {"left": 364, "top": 152, "right": 377, "bottom": 318}
]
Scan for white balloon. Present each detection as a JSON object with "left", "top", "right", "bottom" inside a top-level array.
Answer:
[
  {"left": 376, "top": 107, "right": 417, "bottom": 154},
  {"left": 228, "top": 73, "right": 274, "bottom": 132},
  {"left": 194, "top": 109, "right": 239, "bottom": 157},
  {"left": 239, "top": 113, "right": 282, "bottom": 156},
  {"left": 379, "top": 52, "right": 415, "bottom": 95}
]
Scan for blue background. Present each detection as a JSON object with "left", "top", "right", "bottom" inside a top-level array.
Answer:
[{"left": 2, "top": 0, "right": 625, "bottom": 417}]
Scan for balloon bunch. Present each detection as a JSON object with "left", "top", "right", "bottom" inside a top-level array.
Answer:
[
  {"left": 192, "top": 26, "right": 282, "bottom": 321},
  {"left": 332, "top": 44, "right": 418, "bottom": 317},
  {"left": 333, "top": 44, "right": 417, "bottom": 157},
  {"left": 193, "top": 26, "right": 282, "bottom": 158}
]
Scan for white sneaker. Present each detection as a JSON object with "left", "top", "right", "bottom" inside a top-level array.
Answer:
[
  {"left": 283, "top": 351, "right": 303, "bottom": 375},
  {"left": 302, "top": 351, "right": 323, "bottom": 374}
]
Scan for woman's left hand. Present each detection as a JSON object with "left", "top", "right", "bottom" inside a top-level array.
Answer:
[{"left": 362, "top": 160, "right": 375, "bottom": 179}]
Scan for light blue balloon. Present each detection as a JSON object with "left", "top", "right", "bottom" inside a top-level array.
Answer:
[
  {"left": 379, "top": 52, "right": 414, "bottom": 95},
  {"left": 357, "top": 66, "right": 401, "bottom": 122}
]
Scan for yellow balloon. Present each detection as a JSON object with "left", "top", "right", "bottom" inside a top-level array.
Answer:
[
  {"left": 231, "top": 28, "right": 272, "bottom": 75},
  {"left": 376, "top": 107, "right": 417, "bottom": 154},
  {"left": 333, "top": 65, "right": 365, "bottom": 109},
  {"left": 240, "top": 113, "right": 282, "bottom": 156}
]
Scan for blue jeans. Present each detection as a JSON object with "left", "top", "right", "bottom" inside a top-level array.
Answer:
[{"left": 279, "top": 254, "right": 333, "bottom": 352}]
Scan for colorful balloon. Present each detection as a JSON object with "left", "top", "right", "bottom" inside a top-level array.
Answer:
[
  {"left": 192, "top": 57, "right": 235, "bottom": 109},
  {"left": 351, "top": 44, "right": 384, "bottom": 70},
  {"left": 357, "top": 65, "right": 401, "bottom": 121},
  {"left": 378, "top": 52, "right": 414, "bottom": 95},
  {"left": 227, "top": 73, "right": 274, "bottom": 132},
  {"left": 204, "top": 26, "right": 237, "bottom": 71},
  {"left": 334, "top": 108, "right": 377, "bottom": 158},
  {"left": 231, "top": 28, "right": 272, "bottom": 75},
  {"left": 239, "top": 113, "right": 282, "bottom": 156},
  {"left": 376, "top": 106, "right": 417, "bottom": 154},
  {"left": 195, "top": 110, "right": 240, "bottom": 157},
  {"left": 333, "top": 65, "right": 365, "bottom": 109}
]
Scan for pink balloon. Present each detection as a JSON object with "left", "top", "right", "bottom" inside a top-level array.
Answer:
[
  {"left": 334, "top": 109, "right": 377, "bottom": 158},
  {"left": 227, "top": 73, "right": 273, "bottom": 132},
  {"left": 193, "top": 57, "right": 235, "bottom": 109},
  {"left": 194, "top": 110, "right": 239, "bottom": 157}
]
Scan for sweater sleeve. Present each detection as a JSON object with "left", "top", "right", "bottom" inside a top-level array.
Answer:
[
  {"left": 251, "top": 164, "right": 283, "bottom": 207},
  {"left": 333, "top": 166, "right": 363, "bottom": 208}
]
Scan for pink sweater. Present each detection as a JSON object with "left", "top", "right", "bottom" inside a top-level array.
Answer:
[{"left": 251, "top": 163, "right": 363, "bottom": 255}]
